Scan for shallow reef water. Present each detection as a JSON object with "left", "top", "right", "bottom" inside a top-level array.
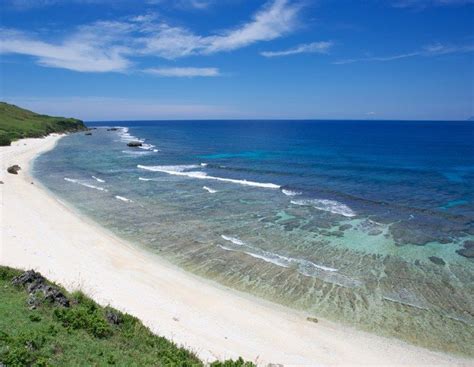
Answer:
[{"left": 34, "top": 120, "right": 474, "bottom": 356}]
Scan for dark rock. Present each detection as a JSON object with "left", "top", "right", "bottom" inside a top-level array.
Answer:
[
  {"left": 85, "top": 132, "right": 92, "bottom": 136},
  {"left": 107, "top": 127, "right": 119, "bottom": 131},
  {"left": 12, "top": 269, "right": 44, "bottom": 286},
  {"left": 463, "top": 240, "right": 474, "bottom": 249},
  {"left": 368, "top": 229, "right": 383, "bottom": 236},
  {"left": 339, "top": 224, "right": 352, "bottom": 231},
  {"left": 306, "top": 316, "right": 318, "bottom": 323},
  {"left": 0, "top": 181, "right": 3, "bottom": 184},
  {"left": 127, "top": 141, "right": 142, "bottom": 147},
  {"left": 27, "top": 294, "right": 40, "bottom": 310},
  {"left": 7, "top": 164, "right": 21, "bottom": 174},
  {"left": 106, "top": 309, "right": 123, "bottom": 325},
  {"left": 42, "top": 285, "right": 70, "bottom": 307},
  {"left": 428, "top": 256, "right": 446, "bottom": 266},
  {"left": 456, "top": 247, "right": 474, "bottom": 258},
  {"left": 12, "top": 270, "right": 69, "bottom": 307}
]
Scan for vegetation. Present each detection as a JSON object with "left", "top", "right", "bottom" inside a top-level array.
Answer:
[
  {"left": 0, "top": 266, "right": 255, "bottom": 367},
  {"left": 0, "top": 102, "right": 87, "bottom": 146}
]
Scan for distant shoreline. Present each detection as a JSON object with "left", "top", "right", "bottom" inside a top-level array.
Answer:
[{"left": 0, "top": 134, "right": 471, "bottom": 366}]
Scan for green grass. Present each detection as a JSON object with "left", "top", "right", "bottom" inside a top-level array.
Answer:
[
  {"left": 0, "top": 266, "right": 255, "bottom": 367},
  {"left": 0, "top": 102, "right": 87, "bottom": 146}
]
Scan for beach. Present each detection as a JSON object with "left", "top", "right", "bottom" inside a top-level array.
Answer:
[{"left": 0, "top": 135, "right": 471, "bottom": 366}]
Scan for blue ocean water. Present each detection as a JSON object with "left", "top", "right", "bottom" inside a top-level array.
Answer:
[{"left": 34, "top": 120, "right": 474, "bottom": 355}]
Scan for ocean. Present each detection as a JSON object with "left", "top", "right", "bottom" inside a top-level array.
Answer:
[{"left": 33, "top": 120, "right": 474, "bottom": 355}]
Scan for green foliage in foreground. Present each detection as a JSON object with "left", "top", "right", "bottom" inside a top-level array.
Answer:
[
  {"left": 0, "top": 102, "right": 87, "bottom": 146},
  {"left": 0, "top": 266, "right": 256, "bottom": 367}
]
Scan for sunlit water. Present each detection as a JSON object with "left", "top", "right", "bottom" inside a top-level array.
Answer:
[{"left": 34, "top": 121, "right": 474, "bottom": 355}]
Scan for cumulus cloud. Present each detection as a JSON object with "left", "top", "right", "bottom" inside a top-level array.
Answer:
[
  {"left": 144, "top": 67, "right": 220, "bottom": 77},
  {"left": 0, "top": 0, "right": 302, "bottom": 72},
  {"left": 334, "top": 43, "right": 474, "bottom": 65},
  {"left": 261, "top": 41, "right": 333, "bottom": 57}
]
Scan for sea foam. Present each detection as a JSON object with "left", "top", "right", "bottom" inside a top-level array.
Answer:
[
  {"left": 220, "top": 235, "right": 338, "bottom": 272},
  {"left": 203, "top": 186, "right": 217, "bottom": 193},
  {"left": 137, "top": 165, "right": 280, "bottom": 189},
  {"left": 282, "top": 189, "right": 302, "bottom": 197},
  {"left": 92, "top": 176, "right": 106, "bottom": 183},
  {"left": 291, "top": 198, "right": 356, "bottom": 217},
  {"left": 64, "top": 178, "right": 108, "bottom": 192},
  {"left": 115, "top": 195, "right": 133, "bottom": 203}
]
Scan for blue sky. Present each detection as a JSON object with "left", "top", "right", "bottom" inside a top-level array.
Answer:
[{"left": 0, "top": 0, "right": 473, "bottom": 120}]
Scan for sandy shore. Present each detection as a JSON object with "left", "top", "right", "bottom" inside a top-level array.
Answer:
[{"left": 0, "top": 135, "right": 471, "bottom": 366}]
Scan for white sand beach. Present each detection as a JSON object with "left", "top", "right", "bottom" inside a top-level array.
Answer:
[{"left": 0, "top": 135, "right": 471, "bottom": 366}]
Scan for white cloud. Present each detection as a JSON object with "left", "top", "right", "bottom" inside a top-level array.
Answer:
[
  {"left": 0, "top": 0, "right": 302, "bottom": 72},
  {"left": 141, "top": 0, "right": 302, "bottom": 57},
  {"left": 0, "top": 27, "right": 131, "bottom": 72},
  {"left": 334, "top": 43, "right": 474, "bottom": 65},
  {"left": 203, "top": 0, "right": 302, "bottom": 53},
  {"left": 144, "top": 67, "right": 220, "bottom": 77},
  {"left": 261, "top": 41, "right": 333, "bottom": 57}
]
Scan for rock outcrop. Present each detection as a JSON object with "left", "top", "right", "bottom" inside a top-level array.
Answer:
[
  {"left": 12, "top": 270, "right": 69, "bottom": 308},
  {"left": 456, "top": 240, "right": 474, "bottom": 258},
  {"left": 7, "top": 165, "right": 21, "bottom": 174},
  {"left": 127, "top": 141, "right": 142, "bottom": 147}
]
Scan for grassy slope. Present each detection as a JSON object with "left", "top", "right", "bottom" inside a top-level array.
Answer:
[
  {"left": 0, "top": 266, "right": 255, "bottom": 367},
  {"left": 0, "top": 102, "right": 87, "bottom": 146}
]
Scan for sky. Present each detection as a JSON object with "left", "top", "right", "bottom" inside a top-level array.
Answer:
[{"left": 0, "top": 0, "right": 473, "bottom": 121}]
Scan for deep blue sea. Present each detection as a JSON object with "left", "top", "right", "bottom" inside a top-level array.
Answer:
[{"left": 34, "top": 120, "right": 474, "bottom": 354}]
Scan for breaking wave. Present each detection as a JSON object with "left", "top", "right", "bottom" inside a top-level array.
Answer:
[
  {"left": 64, "top": 178, "right": 108, "bottom": 192},
  {"left": 291, "top": 198, "right": 356, "bottom": 217},
  {"left": 115, "top": 195, "right": 133, "bottom": 203},
  {"left": 137, "top": 165, "right": 280, "bottom": 189},
  {"left": 282, "top": 189, "right": 302, "bottom": 197},
  {"left": 91, "top": 176, "right": 105, "bottom": 183},
  {"left": 220, "top": 235, "right": 338, "bottom": 272},
  {"left": 203, "top": 186, "right": 217, "bottom": 193}
]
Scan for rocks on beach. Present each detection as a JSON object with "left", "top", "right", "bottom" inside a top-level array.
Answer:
[
  {"left": 107, "top": 128, "right": 119, "bottom": 131},
  {"left": 85, "top": 132, "right": 92, "bottom": 136},
  {"left": 12, "top": 270, "right": 70, "bottom": 308},
  {"left": 7, "top": 165, "right": 21, "bottom": 174},
  {"left": 127, "top": 141, "right": 142, "bottom": 147}
]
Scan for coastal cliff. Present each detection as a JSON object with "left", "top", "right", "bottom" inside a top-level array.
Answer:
[{"left": 0, "top": 102, "right": 87, "bottom": 146}]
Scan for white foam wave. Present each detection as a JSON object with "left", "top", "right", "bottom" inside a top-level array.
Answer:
[
  {"left": 122, "top": 150, "right": 152, "bottom": 156},
  {"left": 282, "top": 189, "right": 301, "bottom": 197},
  {"left": 139, "top": 143, "right": 157, "bottom": 151},
  {"left": 91, "top": 176, "right": 105, "bottom": 183},
  {"left": 64, "top": 178, "right": 108, "bottom": 192},
  {"left": 137, "top": 165, "right": 280, "bottom": 189},
  {"left": 221, "top": 235, "right": 246, "bottom": 246},
  {"left": 115, "top": 195, "right": 133, "bottom": 203},
  {"left": 219, "top": 236, "right": 338, "bottom": 273},
  {"left": 116, "top": 127, "right": 158, "bottom": 152},
  {"left": 203, "top": 186, "right": 217, "bottom": 193},
  {"left": 138, "top": 177, "right": 153, "bottom": 181},
  {"left": 291, "top": 199, "right": 356, "bottom": 217},
  {"left": 200, "top": 163, "right": 208, "bottom": 167}
]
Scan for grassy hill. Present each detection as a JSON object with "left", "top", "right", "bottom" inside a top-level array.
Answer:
[
  {"left": 0, "top": 266, "right": 254, "bottom": 367},
  {"left": 0, "top": 102, "right": 87, "bottom": 146}
]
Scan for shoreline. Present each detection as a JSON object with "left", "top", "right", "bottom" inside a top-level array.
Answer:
[{"left": 1, "top": 135, "right": 471, "bottom": 366}]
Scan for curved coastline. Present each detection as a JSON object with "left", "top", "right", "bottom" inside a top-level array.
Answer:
[{"left": 0, "top": 134, "right": 472, "bottom": 366}]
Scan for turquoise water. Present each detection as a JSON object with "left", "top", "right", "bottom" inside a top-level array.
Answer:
[{"left": 34, "top": 121, "right": 474, "bottom": 355}]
